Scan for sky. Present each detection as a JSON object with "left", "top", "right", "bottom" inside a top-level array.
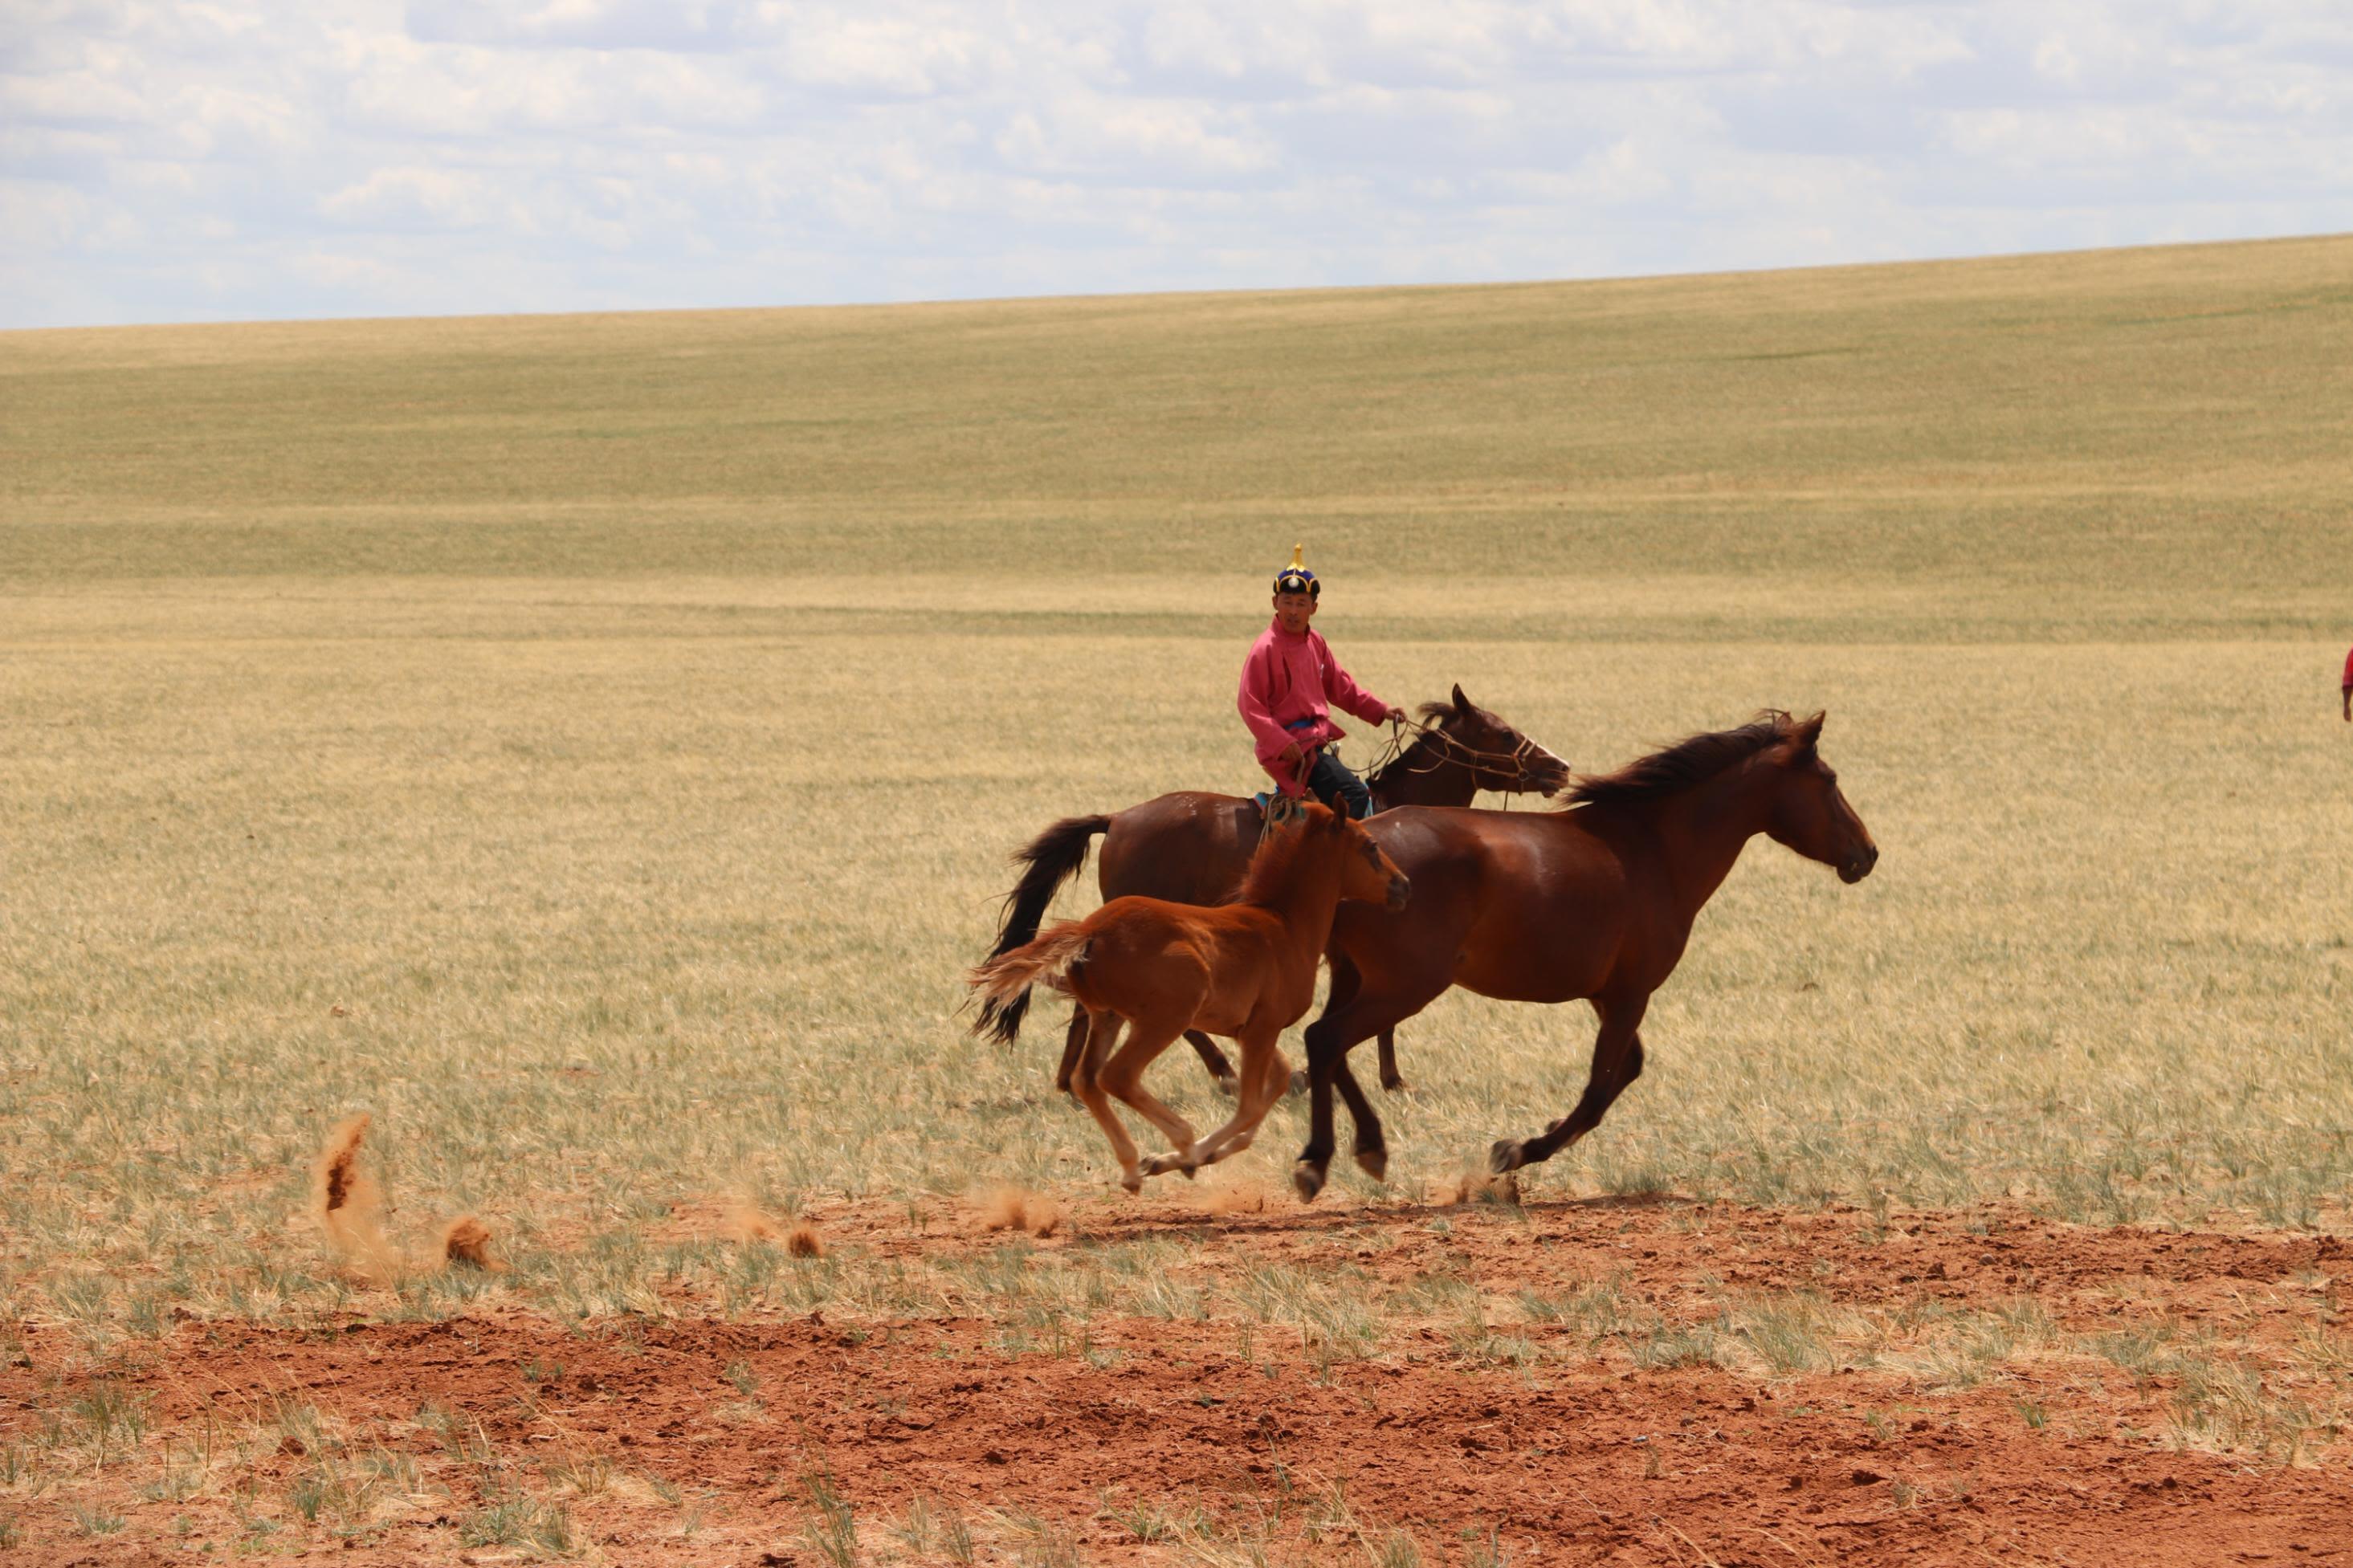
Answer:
[{"left": 6, "top": 1, "right": 2352, "bottom": 329}]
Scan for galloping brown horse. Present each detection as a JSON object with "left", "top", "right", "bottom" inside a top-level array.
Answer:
[
  {"left": 970, "top": 804, "right": 1410, "bottom": 1192},
  {"left": 973, "top": 686, "right": 1568, "bottom": 1095},
  {"left": 1291, "top": 711, "right": 1878, "bottom": 1201}
]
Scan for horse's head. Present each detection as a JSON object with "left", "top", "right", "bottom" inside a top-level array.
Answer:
[
  {"left": 1426, "top": 684, "right": 1572, "bottom": 796},
  {"left": 1762, "top": 711, "right": 1878, "bottom": 883},
  {"left": 1318, "top": 804, "right": 1412, "bottom": 910}
]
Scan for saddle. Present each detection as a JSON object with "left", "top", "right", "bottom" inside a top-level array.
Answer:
[
  {"left": 1257, "top": 792, "right": 1307, "bottom": 830},
  {"left": 1256, "top": 791, "right": 1380, "bottom": 831}
]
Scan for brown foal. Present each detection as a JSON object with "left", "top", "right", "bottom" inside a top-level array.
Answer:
[{"left": 969, "top": 804, "right": 1409, "bottom": 1193}]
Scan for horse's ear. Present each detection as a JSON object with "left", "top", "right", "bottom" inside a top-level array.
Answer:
[
  {"left": 1796, "top": 711, "right": 1826, "bottom": 751},
  {"left": 1451, "top": 682, "right": 1470, "bottom": 712}
]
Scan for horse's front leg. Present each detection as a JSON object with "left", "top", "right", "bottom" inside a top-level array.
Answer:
[
  {"left": 1376, "top": 1028, "right": 1409, "bottom": 1094},
  {"left": 1491, "top": 995, "right": 1650, "bottom": 1174},
  {"left": 1295, "top": 959, "right": 1444, "bottom": 1199},
  {"left": 1295, "top": 1016, "right": 1342, "bottom": 1200}
]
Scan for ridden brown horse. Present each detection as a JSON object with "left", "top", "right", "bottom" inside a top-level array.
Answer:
[
  {"left": 973, "top": 686, "right": 1568, "bottom": 1094},
  {"left": 970, "top": 804, "right": 1410, "bottom": 1192},
  {"left": 1290, "top": 711, "right": 1878, "bottom": 1201}
]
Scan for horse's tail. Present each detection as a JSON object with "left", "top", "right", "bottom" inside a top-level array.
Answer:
[
  {"left": 973, "top": 813, "right": 1112, "bottom": 1045},
  {"left": 968, "top": 923, "right": 1093, "bottom": 1018}
]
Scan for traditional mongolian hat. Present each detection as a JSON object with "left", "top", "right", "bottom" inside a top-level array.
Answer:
[{"left": 1272, "top": 543, "right": 1319, "bottom": 597}]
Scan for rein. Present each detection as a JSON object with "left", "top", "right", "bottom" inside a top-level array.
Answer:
[{"left": 1364, "top": 717, "right": 1551, "bottom": 792}]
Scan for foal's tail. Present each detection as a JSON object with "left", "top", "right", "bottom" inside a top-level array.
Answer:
[
  {"left": 973, "top": 813, "right": 1111, "bottom": 1045},
  {"left": 968, "top": 925, "right": 1093, "bottom": 1018}
]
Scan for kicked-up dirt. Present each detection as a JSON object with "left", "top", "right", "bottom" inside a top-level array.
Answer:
[{"left": 4, "top": 1195, "right": 2349, "bottom": 1565}]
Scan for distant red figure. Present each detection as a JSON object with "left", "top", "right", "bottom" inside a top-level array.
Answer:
[{"left": 2342, "top": 642, "right": 2351, "bottom": 723}]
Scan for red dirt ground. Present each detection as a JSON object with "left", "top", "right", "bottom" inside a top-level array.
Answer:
[{"left": 6, "top": 1197, "right": 2350, "bottom": 1566}]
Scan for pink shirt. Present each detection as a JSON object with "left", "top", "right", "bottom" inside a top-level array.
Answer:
[{"left": 1237, "top": 618, "right": 1390, "bottom": 793}]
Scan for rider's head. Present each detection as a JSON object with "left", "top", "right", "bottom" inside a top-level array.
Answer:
[{"left": 1271, "top": 543, "right": 1319, "bottom": 633}]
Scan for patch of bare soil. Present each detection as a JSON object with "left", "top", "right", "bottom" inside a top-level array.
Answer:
[{"left": 5, "top": 1199, "right": 2348, "bottom": 1566}]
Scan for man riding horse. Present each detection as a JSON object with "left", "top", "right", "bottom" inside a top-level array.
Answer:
[{"left": 1239, "top": 545, "right": 1408, "bottom": 823}]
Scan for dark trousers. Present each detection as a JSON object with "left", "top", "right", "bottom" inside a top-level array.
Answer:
[{"left": 1303, "top": 748, "right": 1372, "bottom": 820}]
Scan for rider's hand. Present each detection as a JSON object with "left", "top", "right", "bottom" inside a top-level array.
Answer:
[
  {"left": 1385, "top": 706, "right": 1409, "bottom": 725},
  {"left": 1279, "top": 740, "right": 1307, "bottom": 766}
]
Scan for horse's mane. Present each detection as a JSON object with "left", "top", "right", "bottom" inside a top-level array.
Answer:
[
  {"left": 1565, "top": 711, "right": 1802, "bottom": 808},
  {"left": 1364, "top": 701, "right": 1458, "bottom": 789},
  {"left": 1233, "top": 808, "right": 1332, "bottom": 904}
]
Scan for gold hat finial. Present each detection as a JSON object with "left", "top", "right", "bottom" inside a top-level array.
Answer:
[{"left": 1289, "top": 543, "right": 1306, "bottom": 572}]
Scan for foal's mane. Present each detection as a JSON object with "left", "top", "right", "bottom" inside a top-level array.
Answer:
[
  {"left": 1565, "top": 711, "right": 1803, "bottom": 808},
  {"left": 1234, "top": 809, "right": 1336, "bottom": 904}
]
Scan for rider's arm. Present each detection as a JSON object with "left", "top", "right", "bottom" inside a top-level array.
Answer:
[{"left": 1312, "top": 632, "right": 1393, "bottom": 727}]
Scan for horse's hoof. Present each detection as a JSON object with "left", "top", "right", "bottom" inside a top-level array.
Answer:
[
  {"left": 1121, "top": 1171, "right": 1144, "bottom": 1194},
  {"left": 1292, "top": 1160, "right": 1327, "bottom": 1203},
  {"left": 1488, "top": 1138, "right": 1523, "bottom": 1175},
  {"left": 1353, "top": 1146, "right": 1387, "bottom": 1182},
  {"left": 1380, "top": 1077, "right": 1409, "bottom": 1094},
  {"left": 1287, "top": 1069, "right": 1308, "bottom": 1097},
  {"left": 1216, "top": 1075, "right": 1241, "bottom": 1099}
]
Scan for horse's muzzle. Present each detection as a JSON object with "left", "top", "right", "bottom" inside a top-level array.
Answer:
[
  {"left": 1384, "top": 874, "right": 1412, "bottom": 910},
  {"left": 1838, "top": 845, "right": 1879, "bottom": 884}
]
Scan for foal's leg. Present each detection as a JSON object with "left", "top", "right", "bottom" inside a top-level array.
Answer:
[
  {"left": 1491, "top": 993, "right": 1650, "bottom": 1174},
  {"left": 1376, "top": 1028, "right": 1409, "bottom": 1094},
  {"left": 1094, "top": 1016, "right": 1201, "bottom": 1179},
  {"left": 1150, "top": 1028, "right": 1288, "bottom": 1175},
  {"left": 1184, "top": 1029, "right": 1241, "bottom": 1097},
  {"left": 1067, "top": 1012, "right": 1148, "bottom": 1191}
]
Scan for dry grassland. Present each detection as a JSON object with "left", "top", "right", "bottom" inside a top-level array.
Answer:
[{"left": 2, "top": 234, "right": 2351, "bottom": 1560}]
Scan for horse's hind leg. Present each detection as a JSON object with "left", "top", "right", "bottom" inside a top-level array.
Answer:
[
  {"left": 1094, "top": 1016, "right": 1199, "bottom": 1175},
  {"left": 1185, "top": 1030, "right": 1240, "bottom": 1097},
  {"left": 1376, "top": 1029, "right": 1409, "bottom": 1094},
  {"left": 1491, "top": 994, "right": 1650, "bottom": 1175},
  {"left": 1067, "top": 1011, "right": 1148, "bottom": 1191},
  {"left": 1054, "top": 1003, "right": 1090, "bottom": 1096}
]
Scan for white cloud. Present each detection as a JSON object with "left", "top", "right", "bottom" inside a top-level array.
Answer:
[
  {"left": 320, "top": 164, "right": 498, "bottom": 227},
  {"left": 2, "top": 0, "right": 2351, "bottom": 327},
  {"left": 997, "top": 95, "right": 1278, "bottom": 183}
]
